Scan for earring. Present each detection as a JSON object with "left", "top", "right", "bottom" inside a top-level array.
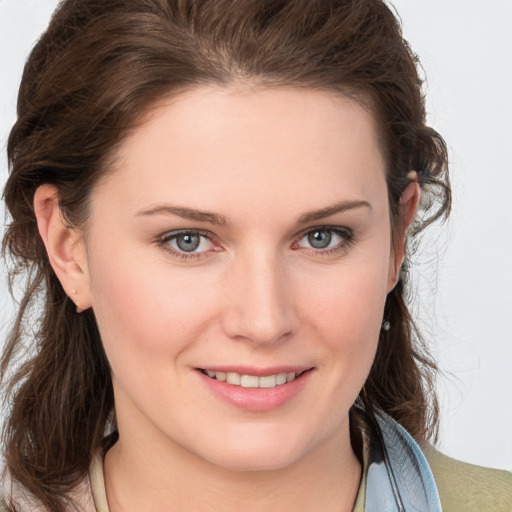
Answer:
[
  {"left": 382, "top": 320, "right": 391, "bottom": 332},
  {"left": 70, "top": 289, "right": 84, "bottom": 313}
]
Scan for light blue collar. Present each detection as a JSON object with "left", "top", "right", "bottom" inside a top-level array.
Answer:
[{"left": 364, "top": 411, "right": 442, "bottom": 512}]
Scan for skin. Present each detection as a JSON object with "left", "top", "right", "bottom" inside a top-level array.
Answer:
[{"left": 34, "top": 85, "right": 420, "bottom": 512}]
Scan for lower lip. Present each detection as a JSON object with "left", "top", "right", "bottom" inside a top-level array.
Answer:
[{"left": 197, "top": 370, "right": 313, "bottom": 412}]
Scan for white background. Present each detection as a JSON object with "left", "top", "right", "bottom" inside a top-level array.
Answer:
[{"left": 1, "top": 0, "right": 511, "bottom": 471}]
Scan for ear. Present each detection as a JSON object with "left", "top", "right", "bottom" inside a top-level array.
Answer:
[
  {"left": 34, "top": 184, "right": 92, "bottom": 312},
  {"left": 387, "top": 172, "right": 421, "bottom": 292}
]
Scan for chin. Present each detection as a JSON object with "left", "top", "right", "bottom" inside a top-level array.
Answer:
[
  {"left": 207, "top": 447, "right": 305, "bottom": 473},
  {"left": 189, "top": 425, "right": 320, "bottom": 473}
]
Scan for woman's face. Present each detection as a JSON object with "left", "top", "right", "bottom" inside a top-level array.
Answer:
[{"left": 80, "top": 86, "right": 403, "bottom": 471}]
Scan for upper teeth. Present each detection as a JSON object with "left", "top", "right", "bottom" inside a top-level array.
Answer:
[{"left": 205, "top": 371, "right": 297, "bottom": 388}]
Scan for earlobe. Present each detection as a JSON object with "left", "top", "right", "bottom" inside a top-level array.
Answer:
[
  {"left": 34, "top": 185, "right": 92, "bottom": 311},
  {"left": 387, "top": 172, "right": 421, "bottom": 292}
]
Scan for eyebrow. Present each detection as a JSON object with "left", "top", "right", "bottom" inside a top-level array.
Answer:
[
  {"left": 136, "top": 199, "right": 371, "bottom": 226},
  {"left": 136, "top": 205, "right": 229, "bottom": 226},
  {"left": 298, "top": 200, "right": 371, "bottom": 223}
]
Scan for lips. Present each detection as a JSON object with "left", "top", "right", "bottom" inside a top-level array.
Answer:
[
  {"left": 196, "top": 366, "right": 314, "bottom": 412},
  {"left": 200, "top": 369, "right": 303, "bottom": 388}
]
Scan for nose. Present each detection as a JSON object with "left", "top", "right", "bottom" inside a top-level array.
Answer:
[{"left": 221, "top": 250, "right": 297, "bottom": 346}]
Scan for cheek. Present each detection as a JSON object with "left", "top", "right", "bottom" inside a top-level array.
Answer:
[
  {"left": 295, "top": 251, "right": 390, "bottom": 387},
  {"left": 86, "top": 245, "right": 219, "bottom": 374},
  {"left": 301, "top": 260, "right": 389, "bottom": 336}
]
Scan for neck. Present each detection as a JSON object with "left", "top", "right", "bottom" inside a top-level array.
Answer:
[{"left": 104, "top": 419, "right": 361, "bottom": 512}]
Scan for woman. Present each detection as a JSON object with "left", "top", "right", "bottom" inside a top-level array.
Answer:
[{"left": 1, "top": 0, "right": 510, "bottom": 511}]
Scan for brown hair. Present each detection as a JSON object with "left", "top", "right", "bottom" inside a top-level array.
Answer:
[{"left": 2, "top": 0, "right": 450, "bottom": 510}]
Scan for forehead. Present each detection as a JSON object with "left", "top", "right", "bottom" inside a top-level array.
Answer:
[{"left": 93, "top": 85, "right": 387, "bottom": 222}]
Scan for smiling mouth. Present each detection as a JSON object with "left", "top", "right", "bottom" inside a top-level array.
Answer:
[{"left": 199, "top": 369, "right": 309, "bottom": 389}]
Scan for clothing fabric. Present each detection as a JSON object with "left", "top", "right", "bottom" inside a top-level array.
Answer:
[
  {"left": 422, "top": 446, "right": 512, "bottom": 512},
  {"left": 360, "top": 411, "right": 443, "bottom": 511},
  {"left": 351, "top": 411, "right": 512, "bottom": 511}
]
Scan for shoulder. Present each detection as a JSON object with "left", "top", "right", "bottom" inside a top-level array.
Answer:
[
  {"left": 0, "top": 466, "right": 42, "bottom": 512},
  {"left": 422, "top": 445, "right": 512, "bottom": 512},
  {"left": 1, "top": 464, "right": 96, "bottom": 512}
]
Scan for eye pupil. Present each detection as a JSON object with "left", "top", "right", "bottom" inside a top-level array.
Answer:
[
  {"left": 308, "top": 230, "right": 332, "bottom": 249},
  {"left": 176, "top": 233, "right": 200, "bottom": 252}
]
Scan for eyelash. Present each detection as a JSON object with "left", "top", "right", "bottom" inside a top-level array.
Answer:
[
  {"left": 157, "top": 229, "right": 220, "bottom": 260},
  {"left": 293, "top": 226, "right": 355, "bottom": 256},
  {"left": 157, "top": 226, "right": 354, "bottom": 261}
]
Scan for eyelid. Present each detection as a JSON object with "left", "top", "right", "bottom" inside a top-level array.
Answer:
[
  {"left": 160, "top": 228, "right": 215, "bottom": 242},
  {"left": 157, "top": 229, "right": 222, "bottom": 259},
  {"left": 294, "top": 224, "right": 352, "bottom": 241},
  {"left": 292, "top": 225, "right": 354, "bottom": 254}
]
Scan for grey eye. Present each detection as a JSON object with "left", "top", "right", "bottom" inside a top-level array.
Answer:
[
  {"left": 307, "top": 230, "right": 332, "bottom": 249},
  {"left": 175, "top": 233, "right": 201, "bottom": 252},
  {"left": 296, "top": 227, "right": 352, "bottom": 253},
  {"left": 162, "top": 230, "right": 216, "bottom": 256},
  {"left": 161, "top": 230, "right": 217, "bottom": 257}
]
